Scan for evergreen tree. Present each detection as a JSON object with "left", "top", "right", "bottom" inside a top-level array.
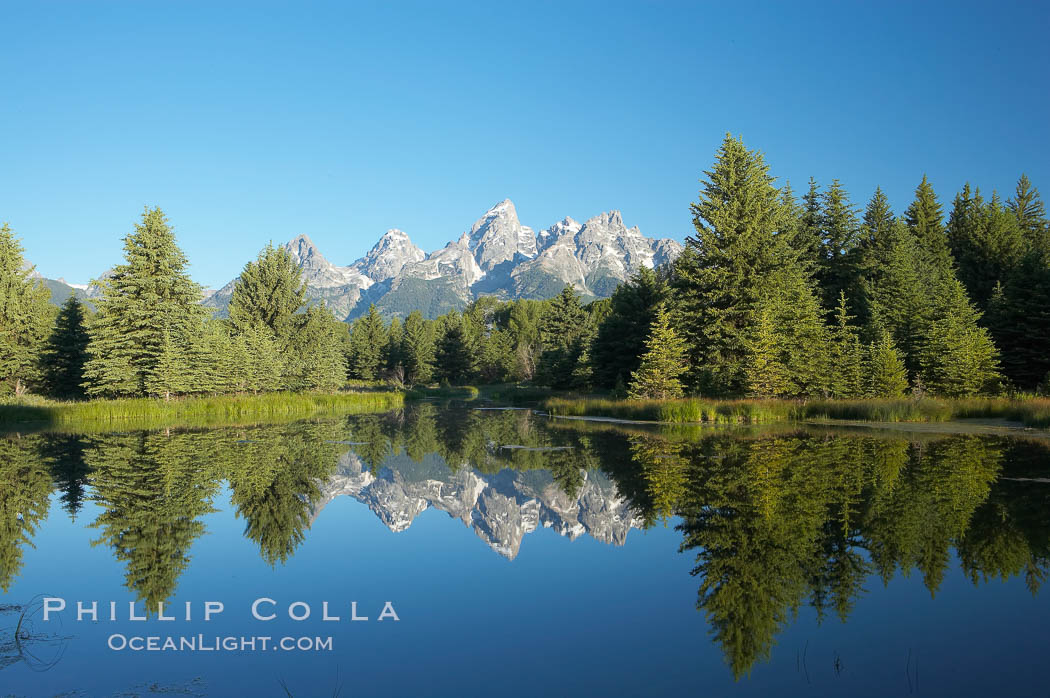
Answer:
[
  {"left": 793, "top": 177, "right": 823, "bottom": 268},
  {"left": 855, "top": 187, "right": 897, "bottom": 325},
  {"left": 0, "top": 223, "right": 54, "bottom": 395},
  {"left": 402, "top": 310, "right": 435, "bottom": 385},
  {"left": 865, "top": 330, "right": 909, "bottom": 398},
  {"left": 778, "top": 180, "right": 804, "bottom": 258},
  {"left": 195, "top": 320, "right": 236, "bottom": 394},
  {"left": 672, "top": 134, "right": 806, "bottom": 394},
  {"left": 589, "top": 267, "right": 668, "bottom": 389},
  {"left": 244, "top": 324, "right": 284, "bottom": 393},
  {"left": 282, "top": 306, "right": 346, "bottom": 391},
  {"left": 864, "top": 220, "right": 930, "bottom": 372},
  {"left": 949, "top": 186, "right": 1026, "bottom": 311},
  {"left": 349, "top": 304, "right": 386, "bottom": 380},
  {"left": 828, "top": 293, "right": 864, "bottom": 398},
  {"left": 536, "top": 285, "right": 588, "bottom": 388},
  {"left": 539, "top": 285, "right": 586, "bottom": 346},
  {"left": 904, "top": 175, "right": 951, "bottom": 270},
  {"left": 506, "top": 299, "right": 545, "bottom": 381},
  {"left": 82, "top": 207, "right": 207, "bottom": 397},
  {"left": 477, "top": 328, "right": 514, "bottom": 383},
  {"left": 628, "top": 305, "right": 688, "bottom": 399},
  {"left": 228, "top": 242, "right": 307, "bottom": 342},
  {"left": 434, "top": 318, "right": 476, "bottom": 384},
  {"left": 817, "top": 180, "right": 861, "bottom": 312},
  {"left": 743, "top": 276, "right": 829, "bottom": 398},
  {"left": 858, "top": 187, "right": 895, "bottom": 259},
  {"left": 744, "top": 305, "right": 789, "bottom": 397},
  {"left": 41, "top": 296, "right": 90, "bottom": 399},
  {"left": 146, "top": 329, "right": 190, "bottom": 399},
  {"left": 769, "top": 267, "right": 830, "bottom": 396},
  {"left": 918, "top": 311, "right": 1000, "bottom": 396},
  {"left": 383, "top": 316, "right": 405, "bottom": 374},
  {"left": 226, "top": 329, "right": 252, "bottom": 393},
  {"left": 987, "top": 252, "right": 1050, "bottom": 390},
  {"left": 1008, "top": 174, "right": 1049, "bottom": 253}
]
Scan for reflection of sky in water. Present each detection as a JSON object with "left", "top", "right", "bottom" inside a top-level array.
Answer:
[{"left": 0, "top": 408, "right": 1047, "bottom": 697}]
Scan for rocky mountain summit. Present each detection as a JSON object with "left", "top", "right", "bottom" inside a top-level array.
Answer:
[
  {"left": 33, "top": 200, "right": 682, "bottom": 318},
  {"left": 310, "top": 451, "right": 643, "bottom": 559},
  {"left": 205, "top": 199, "right": 682, "bottom": 319}
]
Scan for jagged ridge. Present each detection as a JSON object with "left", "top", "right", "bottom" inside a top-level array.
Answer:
[
  {"left": 310, "top": 451, "right": 643, "bottom": 560},
  {"left": 42, "top": 200, "right": 683, "bottom": 319}
]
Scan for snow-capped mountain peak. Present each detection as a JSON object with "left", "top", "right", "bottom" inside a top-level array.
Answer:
[
  {"left": 283, "top": 235, "right": 371, "bottom": 290},
  {"left": 203, "top": 202, "right": 683, "bottom": 320},
  {"left": 353, "top": 228, "right": 426, "bottom": 283},
  {"left": 466, "top": 198, "right": 538, "bottom": 271}
]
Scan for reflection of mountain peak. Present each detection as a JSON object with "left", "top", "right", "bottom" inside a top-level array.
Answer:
[{"left": 310, "top": 451, "right": 642, "bottom": 559}]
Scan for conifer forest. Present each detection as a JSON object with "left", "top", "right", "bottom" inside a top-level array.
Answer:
[{"left": 2, "top": 135, "right": 1048, "bottom": 409}]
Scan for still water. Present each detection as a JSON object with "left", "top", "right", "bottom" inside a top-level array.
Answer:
[{"left": 0, "top": 405, "right": 1048, "bottom": 697}]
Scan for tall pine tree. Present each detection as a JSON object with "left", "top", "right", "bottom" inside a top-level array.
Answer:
[
  {"left": 949, "top": 186, "right": 1026, "bottom": 311},
  {"left": 536, "top": 285, "right": 588, "bottom": 388},
  {"left": 865, "top": 330, "right": 909, "bottom": 397},
  {"left": 904, "top": 175, "right": 951, "bottom": 271},
  {"left": 1008, "top": 174, "right": 1049, "bottom": 253},
  {"left": 228, "top": 242, "right": 308, "bottom": 343},
  {"left": 283, "top": 305, "right": 346, "bottom": 391},
  {"left": 817, "top": 180, "right": 861, "bottom": 312},
  {"left": 673, "top": 134, "right": 823, "bottom": 395},
  {"left": 402, "top": 310, "right": 435, "bottom": 386},
  {"left": 0, "top": 224, "right": 55, "bottom": 396},
  {"left": 628, "top": 304, "right": 688, "bottom": 399},
  {"left": 41, "top": 296, "right": 91, "bottom": 399},
  {"left": 349, "top": 304, "right": 387, "bottom": 380},
  {"left": 82, "top": 207, "right": 207, "bottom": 397},
  {"left": 987, "top": 251, "right": 1050, "bottom": 390},
  {"left": 828, "top": 293, "right": 864, "bottom": 398}
]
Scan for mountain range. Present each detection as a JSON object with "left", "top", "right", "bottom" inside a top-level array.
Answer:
[
  {"left": 32, "top": 199, "right": 683, "bottom": 320},
  {"left": 311, "top": 450, "right": 643, "bottom": 560}
]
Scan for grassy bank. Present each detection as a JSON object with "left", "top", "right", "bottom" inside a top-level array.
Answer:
[
  {"left": 0, "top": 391, "right": 404, "bottom": 432},
  {"left": 544, "top": 397, "right": 797, "bottom": 424},
  {"left": 544, "top": 396, "right": 1050, "bottom": 429},
  {"left": 801, "top": 397, "right": 1050, "bottom": 428}
]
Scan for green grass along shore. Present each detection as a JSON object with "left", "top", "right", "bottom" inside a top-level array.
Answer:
[
  {"left": 0, "top": 391, "right": 404, "bottom": 432},
  {"left": 543, "top": 396, "right": 1050, "bottom": 430},
  {"left": 4, "top": 387, "right": 1048, "bottom": 434}
]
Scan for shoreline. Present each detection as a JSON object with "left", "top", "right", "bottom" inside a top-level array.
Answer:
[{"left": 0, "top": 391, "right": 404, "bottom": 433}]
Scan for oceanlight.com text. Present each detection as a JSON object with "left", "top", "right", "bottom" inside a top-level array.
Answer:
[{"left": 106, "top": 634, "right": 334, "bottom": 652}]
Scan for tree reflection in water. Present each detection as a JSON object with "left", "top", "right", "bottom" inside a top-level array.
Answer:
[
  {"left": 616, "top": 428, "right": 1048, "bottom": 679},
  {"left": 0, "top": 409, "right": 1047, "bottom": 678}
]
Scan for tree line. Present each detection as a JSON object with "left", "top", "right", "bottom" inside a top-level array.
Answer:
[
  {"left": 347, "top": 134, "right": 1048, "bottom": 400},
  {"left": 2, "top": 133, "right": 1048, "bottom": 400},
  {"left": 353, "top": 134, "right": 1049, "bottom": 400},
  {"left": 1, "top": 209, "right": 348, "bottom": 399}
]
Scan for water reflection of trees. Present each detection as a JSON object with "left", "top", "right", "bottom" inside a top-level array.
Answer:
[
  {"left": 0, "top": 409, "right": 609, "bottom": 609},
  {"left": 226, "top": 422, "right": 345, "bottom": 566},
  {"left": 2, "top": 411, "right": 1048, "bottom": 677},
  {"left": 87, "top": 431, "right": 221, "bottom": 613},
  {"left": 352, "top": 405, "right": 601, "bottom": 499},
  {"left": 615, "top": 429, "right": 1049, "bottom": 679},
  {"left": 0, "top": 423, "right": 348, "bottom": 613},
  {"left": 0, "top": 435, "right": 53, "bottom": 592}
]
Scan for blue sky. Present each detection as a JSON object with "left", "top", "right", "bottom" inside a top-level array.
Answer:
[{"left": 2, "top": 0, "right": 1048, "bottom": 287}]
